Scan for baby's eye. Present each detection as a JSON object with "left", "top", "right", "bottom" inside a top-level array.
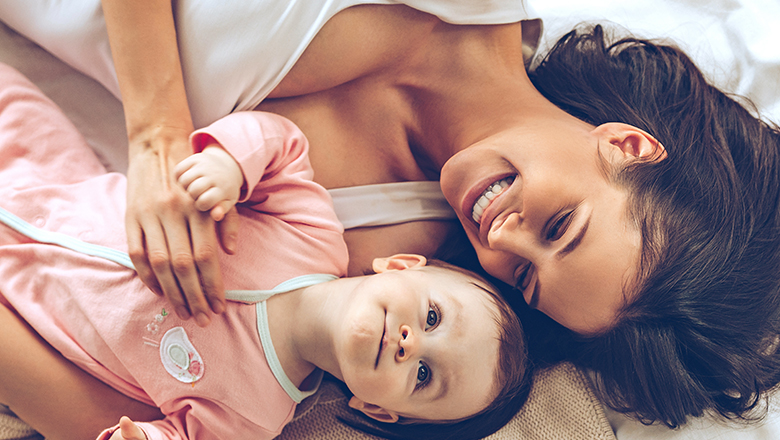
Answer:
[
  {"left": 425, "top": 306, "right": 439, "bottom": 330},
  {"left": 416, "top": 361, "right": 430, "bottom": 388}
]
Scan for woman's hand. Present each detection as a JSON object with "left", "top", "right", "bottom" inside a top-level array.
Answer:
[
  {"left": 107, "top": 416, "right": 147, "bottom": 440},
  {"left": 125, "top": 130, "right": 234, "bottom": 327},
  {"left": 101, "top": 0, "right": 239, "bottom": 325}
]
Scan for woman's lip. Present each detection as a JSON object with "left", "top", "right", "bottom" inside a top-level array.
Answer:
[
  {"left": 375, "top": 313, "right": 387, "bottom": 369},
  {"left": 461, "top": 173, "right": 517, "bottom": 229},
  {"left": 475, "top": 177, "right": 519, "bottom": 245}
]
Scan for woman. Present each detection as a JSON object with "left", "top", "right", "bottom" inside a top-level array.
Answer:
[
  {"left": 2, "top": 0, "right": 640, "bottom": 332},
  {"left": 1, "top": 0, "right": 779, "bottom": 436}
]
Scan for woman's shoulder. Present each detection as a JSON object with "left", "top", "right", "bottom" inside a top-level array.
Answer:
[{"left": 270, "top": 1, "right": 539, "bottom": 99}]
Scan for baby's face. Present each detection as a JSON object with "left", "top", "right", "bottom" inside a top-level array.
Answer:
[{"left": 334, "top": 266, "right": 502, "bottom": 421}]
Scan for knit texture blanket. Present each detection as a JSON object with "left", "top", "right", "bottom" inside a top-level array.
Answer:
[{"left": 0, "top": 363, "right": 614, "bottom": 440}]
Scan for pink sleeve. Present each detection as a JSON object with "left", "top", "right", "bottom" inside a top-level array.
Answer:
[
  {"left": 189, "top": 111, "right": 345, "bottom": 245},
  {"left": 190, "top": 111, "right": 312, "bottom": 203},
  {"left": 130, "top": 403, "right": 279, "bottom": 440}
]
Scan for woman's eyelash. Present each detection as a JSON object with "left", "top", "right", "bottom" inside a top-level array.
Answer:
[{"left": 546, "top": 211, "right": 574, "bottom": 240}]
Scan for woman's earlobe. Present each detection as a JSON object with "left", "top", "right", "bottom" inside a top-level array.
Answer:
[
  {"left": 348, "top": 397, "right": 400, "bottom": 423},
  {"left": 593, "top": 122, "right": 667, "bottom": 163},
  {"left": 372, "top": 254, "right": 428, "bottom": 273}
]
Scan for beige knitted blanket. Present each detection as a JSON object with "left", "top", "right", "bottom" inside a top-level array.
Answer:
[{"left": 0, "top": 363, "right": 615, "bottom": 440}]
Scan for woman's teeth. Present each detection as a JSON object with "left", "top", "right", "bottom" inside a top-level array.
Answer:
[{"left": 472, "top": 177, "right": 513, "bottom": 223}]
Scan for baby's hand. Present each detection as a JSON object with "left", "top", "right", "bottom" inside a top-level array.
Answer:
[
  {"left": 107, "top": 416, "right": 147, "bottom": 440},
  {"left": 174, "top": 145, "right": 243, "bottom": 221}
]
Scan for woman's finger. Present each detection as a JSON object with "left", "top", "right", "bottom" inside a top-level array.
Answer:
[
  {"left": 217, "top": 207, "right": 240, "bottom": 255},
  {"left": 126, "top": 218, "right": 162, "bottom": 296},
  {"left": 143, "top": 219, "right": 190, "bottom": 319},
  {"left": 190, "top": 212, "right": 226, "bottom": 316}
]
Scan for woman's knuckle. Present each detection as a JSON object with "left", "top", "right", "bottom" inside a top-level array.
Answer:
[
  {"left": 171, "top": 254, "right": 194, "bottom": 273},
  {"left": 127, "top": 247, "right": 145, "bottom": 262},
  {"left": 194, "top": 247, "right": 216, "bottom": 265},
  {"left": 148, "top": 252, "right": 171, "bottom": 270}
]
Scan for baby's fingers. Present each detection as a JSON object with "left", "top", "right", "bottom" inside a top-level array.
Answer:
[
  {"left": 193, "top": 187, "right": 228, "bottom": 213},
  {"left": 209, "top": 200, "right": 236, "bottom": 222},
  {"left": 182, "top": 176, "right": 214, "bottom": 204},
  {"left": 173, "top": 155, "right": 198, "bottom": 181},
  {"left": 176, "top": 165, "right": 207, "bottom": 194},
  {"left": 119, "top": 416, "right": 147, "bottom": 440}
]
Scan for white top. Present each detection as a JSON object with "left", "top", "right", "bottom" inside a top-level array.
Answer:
[
  {"left": 328, "top": 181, "right": 456, "bottom": 229},
  {"left": 0, "top": 0, "right": 537, "bottom": 228},
  {"left": 0, "top": 0, "right": 535, "bottom": 128}
]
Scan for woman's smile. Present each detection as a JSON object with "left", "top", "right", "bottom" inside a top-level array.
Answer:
[{"left": 470, "top": 176, "right": 515, "bottom": 223}]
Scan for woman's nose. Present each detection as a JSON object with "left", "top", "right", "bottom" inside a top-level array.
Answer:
[
  {"left": 396, "top": 324, "right": 417, "bottom": 362},
  {"left": 487, "top": 212, "right": 531, "bottom": 254}
]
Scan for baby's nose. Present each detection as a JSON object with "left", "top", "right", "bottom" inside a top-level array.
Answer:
[{"left": 396, "top": 324, "right": 417, "bottom": 361}]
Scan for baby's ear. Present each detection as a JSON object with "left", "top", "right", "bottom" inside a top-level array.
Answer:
[
  {"left": 348, "top": 397, "right": 400, "bottom": 423},
  {"left": 372, "top": 254, "right": 427, "bottom": 273}
]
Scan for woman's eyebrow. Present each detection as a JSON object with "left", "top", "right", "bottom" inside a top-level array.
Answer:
[{"left": 556, "top": 214, "right": 591, "bottom": 260}]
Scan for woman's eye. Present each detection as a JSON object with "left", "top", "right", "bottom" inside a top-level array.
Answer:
[
  {"left": 416, "top": 361, "right": 430, "bottom": 388},
  {"left": 546, "top": 211, "right": 574, "bottom": 241},
  {"left": 425, "top": 306, "right": 439, "bottom": 330}
]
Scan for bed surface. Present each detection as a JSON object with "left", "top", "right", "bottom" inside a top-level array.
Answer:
[{"left": 1, "top": 0, "right": 779, "bottom": 439}]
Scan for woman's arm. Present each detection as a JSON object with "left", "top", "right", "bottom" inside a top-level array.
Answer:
[{"left": 101, "top": 0, "right": 234, "bottom": 325}]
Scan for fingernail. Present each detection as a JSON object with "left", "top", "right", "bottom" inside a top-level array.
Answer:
[
  {"left": 176, "top": 306, "right": 191, "bottom": 320},
  {"left": 195, "top": 313, "right": 211, "bottom": 327},
  {"left": 212, "top": 300, "right": 226, "bottom": 314}
]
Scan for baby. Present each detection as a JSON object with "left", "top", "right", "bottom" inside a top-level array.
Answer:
[{"left": 0, "top": 64, "right": 529, "bottom": 440}]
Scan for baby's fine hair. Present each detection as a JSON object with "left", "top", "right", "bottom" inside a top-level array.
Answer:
[
  {"left": 526, "top": 24, "right": 780, "bottom": 428},
  {"left": 340, "top": 260, "right": 533, "bottom": 440}
]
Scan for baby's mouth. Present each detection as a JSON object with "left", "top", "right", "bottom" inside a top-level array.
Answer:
[
  {"left": 472, "top": 176, "right": 515, "bottom": 224},
  {"left": 375, "top": 314, "right": 386, "bottom": 369}
]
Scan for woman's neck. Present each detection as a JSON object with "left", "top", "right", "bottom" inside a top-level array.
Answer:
[{"left": 398, "top": 21, "right": 553, "bottom": 168}]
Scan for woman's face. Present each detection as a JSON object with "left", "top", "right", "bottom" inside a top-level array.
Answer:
[{"left": 440, "top": 122, "right": 649, "bottom": 334}]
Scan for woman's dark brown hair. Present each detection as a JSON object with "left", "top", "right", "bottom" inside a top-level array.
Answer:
[{"left": 526, "top": 24, "right": 780, "bottom": 428}]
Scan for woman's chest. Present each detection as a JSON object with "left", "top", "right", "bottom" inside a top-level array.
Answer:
[{"left": 257, "top": 81, "right": 432, "bottom": 189}]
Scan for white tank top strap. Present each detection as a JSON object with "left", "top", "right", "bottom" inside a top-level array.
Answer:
[{"left": 327, "top": 181, "right": 457, "bottom": 230}]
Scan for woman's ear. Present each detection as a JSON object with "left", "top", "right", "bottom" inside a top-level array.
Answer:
[
  {"left": 372, "top": 254, "right": 427, "bottom": 273},
  {"left": 592, "top": 122, "right": 667, "bottom": 163},
  {"left": 348, "top": 397, "right": 400, "bottom": 423}
]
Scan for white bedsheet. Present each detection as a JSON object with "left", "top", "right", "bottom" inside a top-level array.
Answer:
[
  {"left": 1, "top": 1, "right": 779, "bottom": 439},
  {"left": 531, "top": 0, "right": 780, "bottom": 125}
]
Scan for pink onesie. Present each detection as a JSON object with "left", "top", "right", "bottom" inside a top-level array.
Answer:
[{"left": 0, "top": 64, "right": 348, "bottom": 440}]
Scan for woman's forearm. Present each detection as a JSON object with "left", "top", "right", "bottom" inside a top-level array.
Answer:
[
  {"left": 101, "top": 0, "right": 228, "bottom": 326},
  {"left": 101, "top": 0, "right": 194, "bottom": 157}
]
